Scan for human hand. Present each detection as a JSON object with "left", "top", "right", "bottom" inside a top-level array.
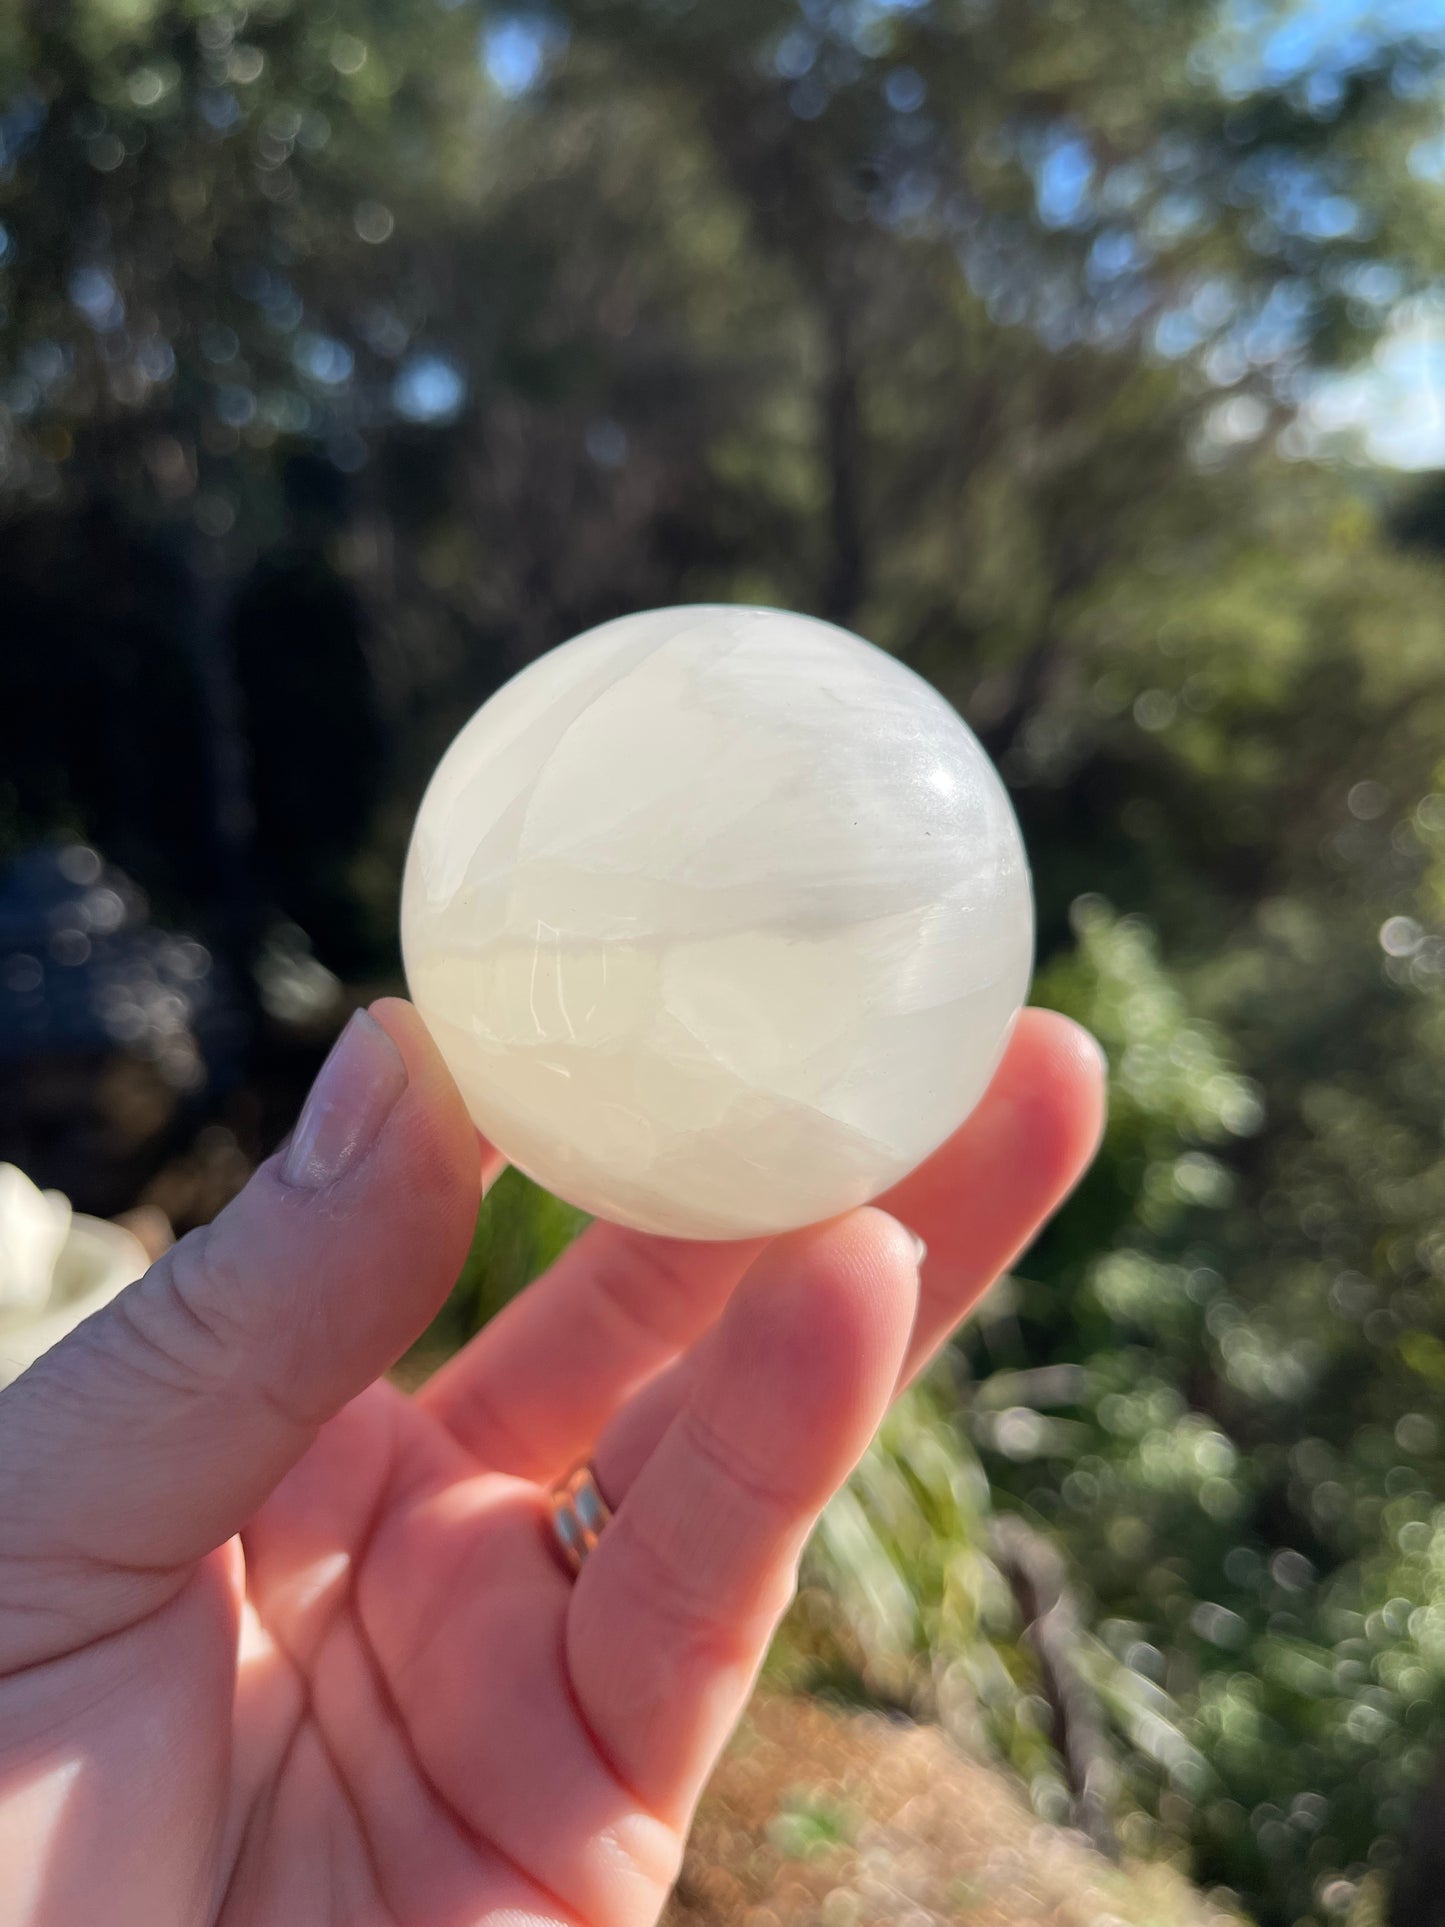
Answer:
[{"left": 0, "top": 999, "right": 1103, "bottom": 1927}]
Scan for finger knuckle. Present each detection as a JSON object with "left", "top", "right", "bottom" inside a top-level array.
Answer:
[
  {"left": 106, "top": 1228, "right": 317, "bottom": 1435},
  {"left": 108, "top": 1226, "right": 243, "bottom": 1398}
]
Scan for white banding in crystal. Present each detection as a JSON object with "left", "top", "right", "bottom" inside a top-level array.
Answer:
[{"left": 402, "top": 604, "right": 1034, "bottom": 1240}]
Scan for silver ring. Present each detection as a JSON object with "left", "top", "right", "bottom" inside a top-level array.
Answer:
[{"left": 547, "top": 1463, "right": 614, "bottom": 1576}]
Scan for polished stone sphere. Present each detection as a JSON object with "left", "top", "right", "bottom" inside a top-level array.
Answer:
[{"left": 402, "top": 605, "right": 1033, "bottom": 1240}]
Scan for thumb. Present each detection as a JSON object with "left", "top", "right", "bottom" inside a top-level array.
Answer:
[{"left": 0, "top": 998, "right": 482, "bottom": 1661}]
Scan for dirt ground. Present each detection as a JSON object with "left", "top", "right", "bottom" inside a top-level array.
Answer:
[{"left": 666, "top": 1694, "right": 1246, "bottom": 1927}]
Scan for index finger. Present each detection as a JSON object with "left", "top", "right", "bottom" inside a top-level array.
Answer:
[
  {"left": 423, "top": 1009, "right": 1104, "bottom": 1482},
  {"left": 878, "top": 1006, "right": 1106, "bottom": 1382},
  {"left": 592, "top": 1009, "right": 1105, "bottom": 1496}
]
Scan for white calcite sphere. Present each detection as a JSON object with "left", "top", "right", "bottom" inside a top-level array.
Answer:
[{"left": 402, "top": 605, "right": 1033, "bottom": 1240}]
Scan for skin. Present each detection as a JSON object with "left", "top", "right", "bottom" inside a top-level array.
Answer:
[{"left": 0, "top": 999, "right": 1104, "bottom": 1927}]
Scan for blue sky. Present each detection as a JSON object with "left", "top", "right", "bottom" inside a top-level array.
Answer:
[
  {"left": 1211, "top": 0, "right": 1445, "bottom": 94},
  {"left": 1305, "top": 310, "right": 1445, "bottom": 468},
  {"left": 475, "top": 0, "right": 1445, "bottom": 470},
  {"left": 1215, "top": 0, "right": 1445, "bottom": 467}
]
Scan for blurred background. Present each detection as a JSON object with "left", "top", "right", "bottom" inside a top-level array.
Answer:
[{"left": 4, "top": 1, "right": 1445, "bottom": 1922}]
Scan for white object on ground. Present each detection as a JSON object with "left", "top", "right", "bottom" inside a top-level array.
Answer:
[
  {"left": 0, "top": 1163, "right": 72, "bottom": 1318},
  {"left": 0, "top": 1166, "right": 148, "bottom": 1388}
]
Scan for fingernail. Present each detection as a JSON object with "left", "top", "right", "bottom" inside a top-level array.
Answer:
[
  {"left": 282, "top": 1010, "right": 407, "bottom": 1190},
  {"left": 910, "top": 1232, "right": 928, "bottom": 1267},
  {"left": 1077, "top": 1023, "right": 1109, "bottom": 1078}
]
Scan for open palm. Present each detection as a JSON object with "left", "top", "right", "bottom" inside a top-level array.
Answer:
[{"left": 0, "top": 1001, "right": 1102, "bottom": 1927}]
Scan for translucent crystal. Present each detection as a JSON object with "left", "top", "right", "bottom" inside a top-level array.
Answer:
[{"left": 402, "top": 605, "right": 1033, "bottom": 1239}]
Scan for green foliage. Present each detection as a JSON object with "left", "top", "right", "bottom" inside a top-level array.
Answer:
[
  {"left": 414, "top": 1167, "right": 589, "bottom": 1361},
  {"left": 767, "top": 1788, "right": 855, "bottom": 1859},
  {"left": 790, "top": 1376, "right": 1219, "bottom": 1838}
]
